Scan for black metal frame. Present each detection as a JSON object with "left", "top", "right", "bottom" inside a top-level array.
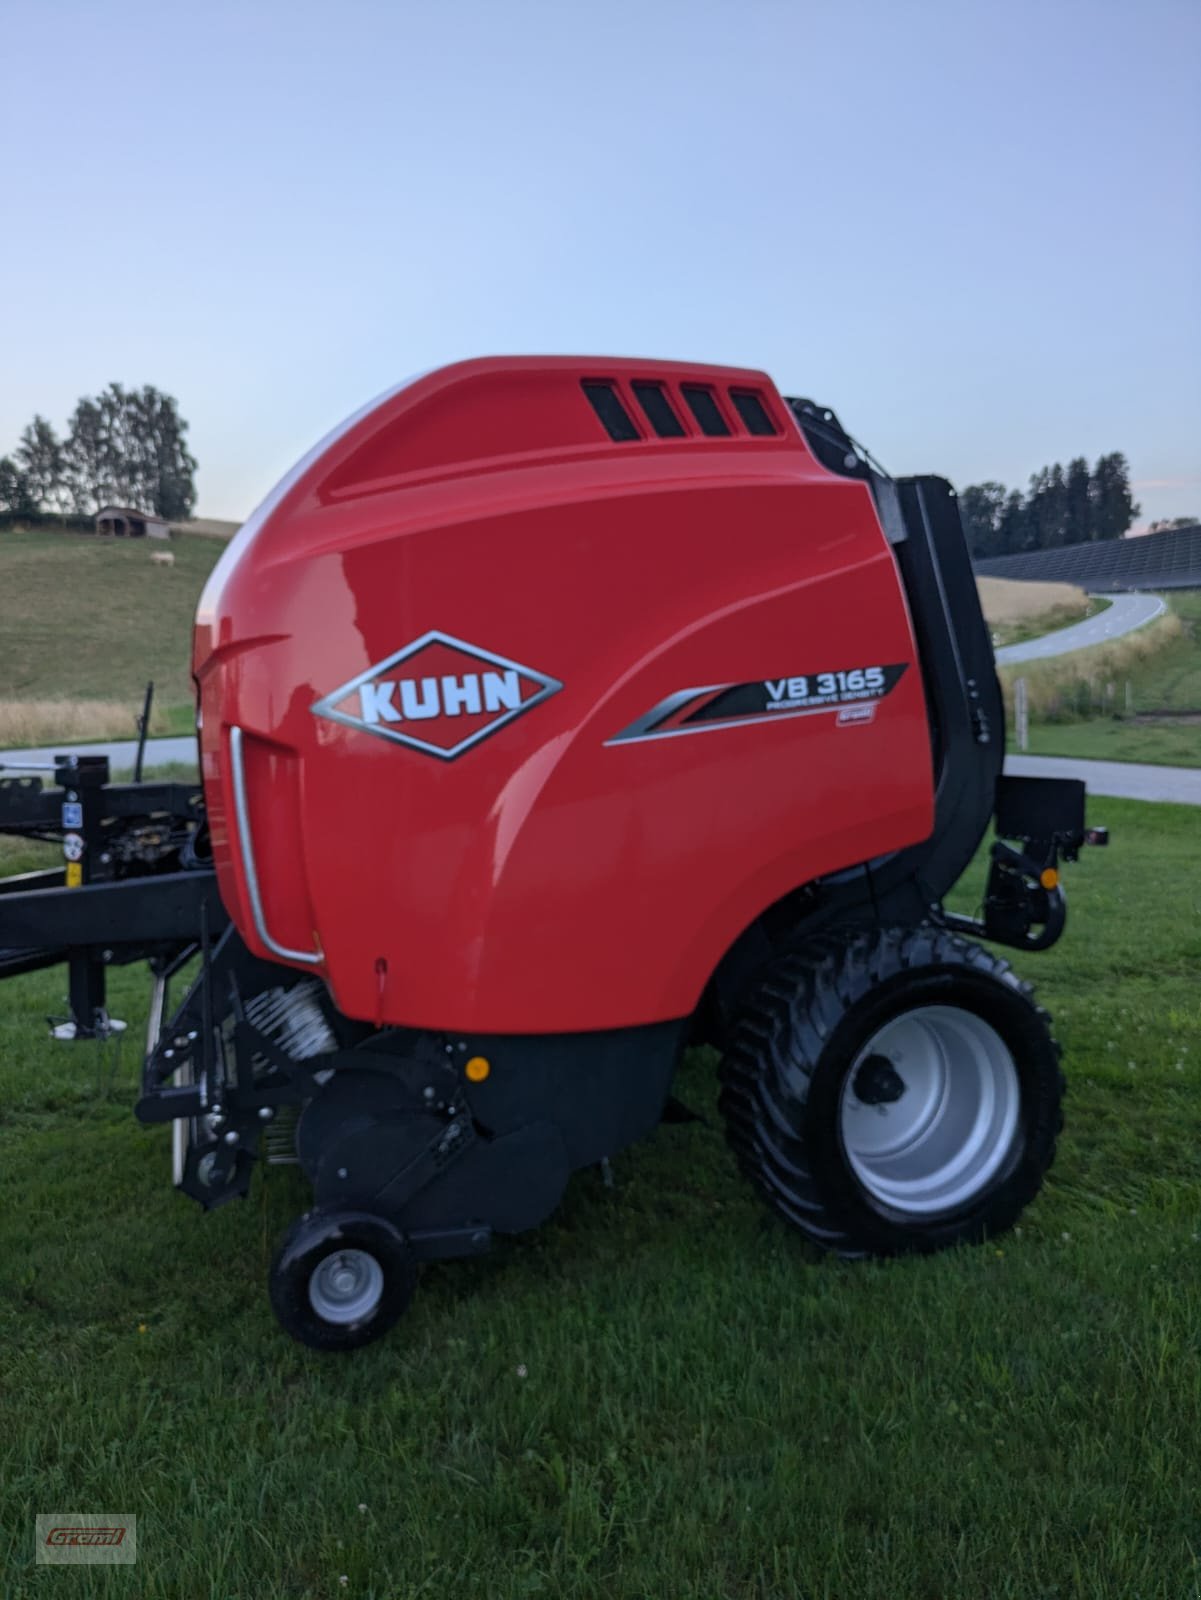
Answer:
[
  {"left": 0, "top": 751, "right": 225, "bottom": 1035},
  {"left": 941, "top": 774, "right": 1107, "bottom": 951}
]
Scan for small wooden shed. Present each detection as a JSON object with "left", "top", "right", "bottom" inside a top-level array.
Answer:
[{"left": 94, "top": 505, "right": 170, "bottom": 539}]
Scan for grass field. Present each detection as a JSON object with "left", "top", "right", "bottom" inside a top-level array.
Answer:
[
  {"left": 0, "top": 528, "right": 223, "bottom": 745},
  {"left": 1017, "top": 716, "right": 1201, "bottom": 766},
  {"left": 990, "top": 595, "right": 1108, "bottom": 649},
  {"left": 1, "top": 798, "right": 1199, "bottom": 1598},
  {"left": 168, "top": 518, "right": 241, "bottom": 541},
  {"left": 1005, "top": 591, "right": 1201, "bottom": 767},
  {"left": 977, "top": 576, "right": 1095, "bottom": 648}
]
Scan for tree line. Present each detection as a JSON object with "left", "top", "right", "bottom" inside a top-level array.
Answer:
[
  {"left": 1146, "top": 515, "right": 1197, "bottom": 533},
  {"left": 958, "top": 453, "right": 1139, "bottom": 561},
  {"left": 0, "top": 384, "right": 197, "bottom": 522}
]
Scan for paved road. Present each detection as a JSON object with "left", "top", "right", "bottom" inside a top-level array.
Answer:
[
  {"left": 0, "top": 735, "right": 198, "bottom": 771},
  {"left": 1005, "top": 753, "right": 1201, "bottom": 805},
  {"left": 995, "top": 591, "right": 1166, "bottom": 664}
]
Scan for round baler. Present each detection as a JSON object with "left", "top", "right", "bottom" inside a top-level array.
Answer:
[{"left": 0, "top": 357, "right": 1104, "bottom": 1349}]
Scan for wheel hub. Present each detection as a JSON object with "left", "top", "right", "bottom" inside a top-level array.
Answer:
[
  {"left": 308, "top": 1248, "right": 384, "bottom": 1324},
  {"left": 839, "top": 1005, "right": 1020, "bottom": 1216},
  {"left": 851, "top": 1053, "right": 907, "bottom": 1105}
]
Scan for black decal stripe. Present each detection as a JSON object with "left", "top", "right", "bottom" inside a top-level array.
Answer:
[
  {"left": 686, "top": 663, "right": 908, "bottom": 723},
  {"left": 605, "top": 685, "right": 729, "bottom": 744},
  {"left": 684, "top": 682, "right": 771, "bottom": 723},
  {"left": 655, "top": 686, "right": 733, "bottom": 730},
  {"left": 608, "top": 664, "right": 910, "bottom": 746}
]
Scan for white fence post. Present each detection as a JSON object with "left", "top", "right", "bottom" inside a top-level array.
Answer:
[{"left": 1015, "top": 677, "right": 1029, "bottom": 751}]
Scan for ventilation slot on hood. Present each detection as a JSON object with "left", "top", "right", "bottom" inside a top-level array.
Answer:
[
  {"left": 582, "top": 381, "right": 641, "bottom": 441},
  {"left": 632, "top": 381, "right": 686, "bottom": 438},
  {"left": 730, "top": 390, "right": 778, "bottom": 435},
  {"left": 681, "top": 385, "right": 731, "bottom": 436}
]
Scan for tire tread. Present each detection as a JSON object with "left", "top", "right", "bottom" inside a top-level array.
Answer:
[{"left": 718, "top": 925, "right": 1065, "bottom": 1259}]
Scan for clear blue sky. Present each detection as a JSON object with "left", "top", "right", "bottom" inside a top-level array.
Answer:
[{"left": 3, "top": 0, "right": 1199, "bottom": 525}]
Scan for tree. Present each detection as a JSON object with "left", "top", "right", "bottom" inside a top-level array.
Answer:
[
  {"left": 958, "top": 481, "right": 1007, "bottom": 559},
  {"left": 998, "top": 488, "right": 1027, "bottom": 554},
  {"left": 63, "top": 398, "right": 109, "bottom": 514},
  {"left": 1146, "top": 515, "right": 1197, "bottom": 533},
  {"left": 15, "top": 416, "right": 68, "bottom": 512},
  {"left": 141, "top": 385, "right": 198, "bottom": 519},
  {"left": 61, "top": 384, "right": 198, "bottom": 518},
  {"left": 1025, "top": 464, "right": 1070, "bottom": 550},
  {"left": 0, "top": 456, "right": 36, "bottom": 516},
  {"left": 959, "top": 449, "right": 1140, "bottom": 556},
  {"left": 1089, "top": 453, "right": 1139, "bottom": 541},
  {"left": 1064, "top": 456, "right": 1091, "bottom": 546}
]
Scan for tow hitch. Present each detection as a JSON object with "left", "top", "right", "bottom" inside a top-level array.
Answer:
[{"left": 941, "top": 775, "right": 1108, "bottom": 952}]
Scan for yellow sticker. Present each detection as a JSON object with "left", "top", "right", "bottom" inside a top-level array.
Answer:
[{"left": 66, "top": 862, "right": 82, "bottom": 888}]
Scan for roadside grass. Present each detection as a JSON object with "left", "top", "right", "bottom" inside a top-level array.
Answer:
[
  {"left": 977, "top": 576, "right": 1091, "bottom": 649},
  {"left": 991, "top": 595, "right": 1109, "bottom": 650},
  {"left": 1003, "top": 590, "right": 1201, "bottom": 767},
  {"left": 0, "top": 528, "right": 222, "bottom": 743},
  {"left": 1, "top": 798, "right": 1199, "bottom": 1598},
  {"left": 0, "top": 698, "right": 174, "bottom": 748},
  {"left": 1016, "top": 716, "right": 1201, "bottom": 767},
  {"left": 0, "top": 704, "right": 198, "bottom": 749},
  {"left": 999, "top": 607, "right": 1184, "bottom": 724}
]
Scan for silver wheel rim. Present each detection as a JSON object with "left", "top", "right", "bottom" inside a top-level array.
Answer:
[
  {"left": 839, "top": 1004, "right": 1020, "bottom": 1215},
  {"left": 308, "top": 1248, "right": 384, "bottom": 1324}
]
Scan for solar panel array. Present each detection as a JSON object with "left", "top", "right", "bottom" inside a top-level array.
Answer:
[{"left": 974, "top": 525, "right": 1201, "bottom": 590}]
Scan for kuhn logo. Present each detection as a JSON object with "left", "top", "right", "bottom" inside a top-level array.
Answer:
[{"left": 311, "top": 631, "right": 562, "bottom": 759}]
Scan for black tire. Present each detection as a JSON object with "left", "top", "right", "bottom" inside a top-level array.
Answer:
[
  {"left": 719, "top": 926, "right": 1064, "bottom": 1258},
  {"left": 268, "top": 1209, "right": 417, "bottom": 1352}
]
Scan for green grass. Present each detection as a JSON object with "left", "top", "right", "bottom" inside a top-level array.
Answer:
[
  {"left": 107, "top": 759, "right": 199, "bottom": 784},
  {"left": 1124, "top": 590, "right": 1201, "bottom": 709},
  {"left": 1010, "top": 591, "right": 1201, "bottom": 767},
  {"left": 1, "top": 799, "right": 1199, "bottom": 1597},
  {"left": 0, "top": 527, "right": 222, "bottom": 720},
  {"left": 1016, "top": 716, "right": 1201, "bottom": 766},
  {"left": 0, "top": 836, "right": 58, "bottom": 876}
]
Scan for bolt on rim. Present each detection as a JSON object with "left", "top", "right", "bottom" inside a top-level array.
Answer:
[
  {"left": 308, "top": 1248, "right": 385, "bottom": 1324},
  {"left": 839, "top": 1004, "right": 1020, "bottom": 1215}
]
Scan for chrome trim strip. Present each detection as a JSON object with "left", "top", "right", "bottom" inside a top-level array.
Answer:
[
  {"left": 228, "top": 725, "right": 322, "bottom": 966},
  {"left": 145, "top": 971, "right": 166, "bottom": 1060}
]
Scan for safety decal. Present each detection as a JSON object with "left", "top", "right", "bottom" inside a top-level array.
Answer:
[
  {"left": 311, "top": 631, "right": 562, "bottom": 760},
  {"left": 607, "top": 664, "right": 907, "bottom": 744}
]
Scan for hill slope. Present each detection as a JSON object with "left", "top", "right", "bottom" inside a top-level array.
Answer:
[{"left": 0, "top": 529, "right": 224, "bottom": 741}]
